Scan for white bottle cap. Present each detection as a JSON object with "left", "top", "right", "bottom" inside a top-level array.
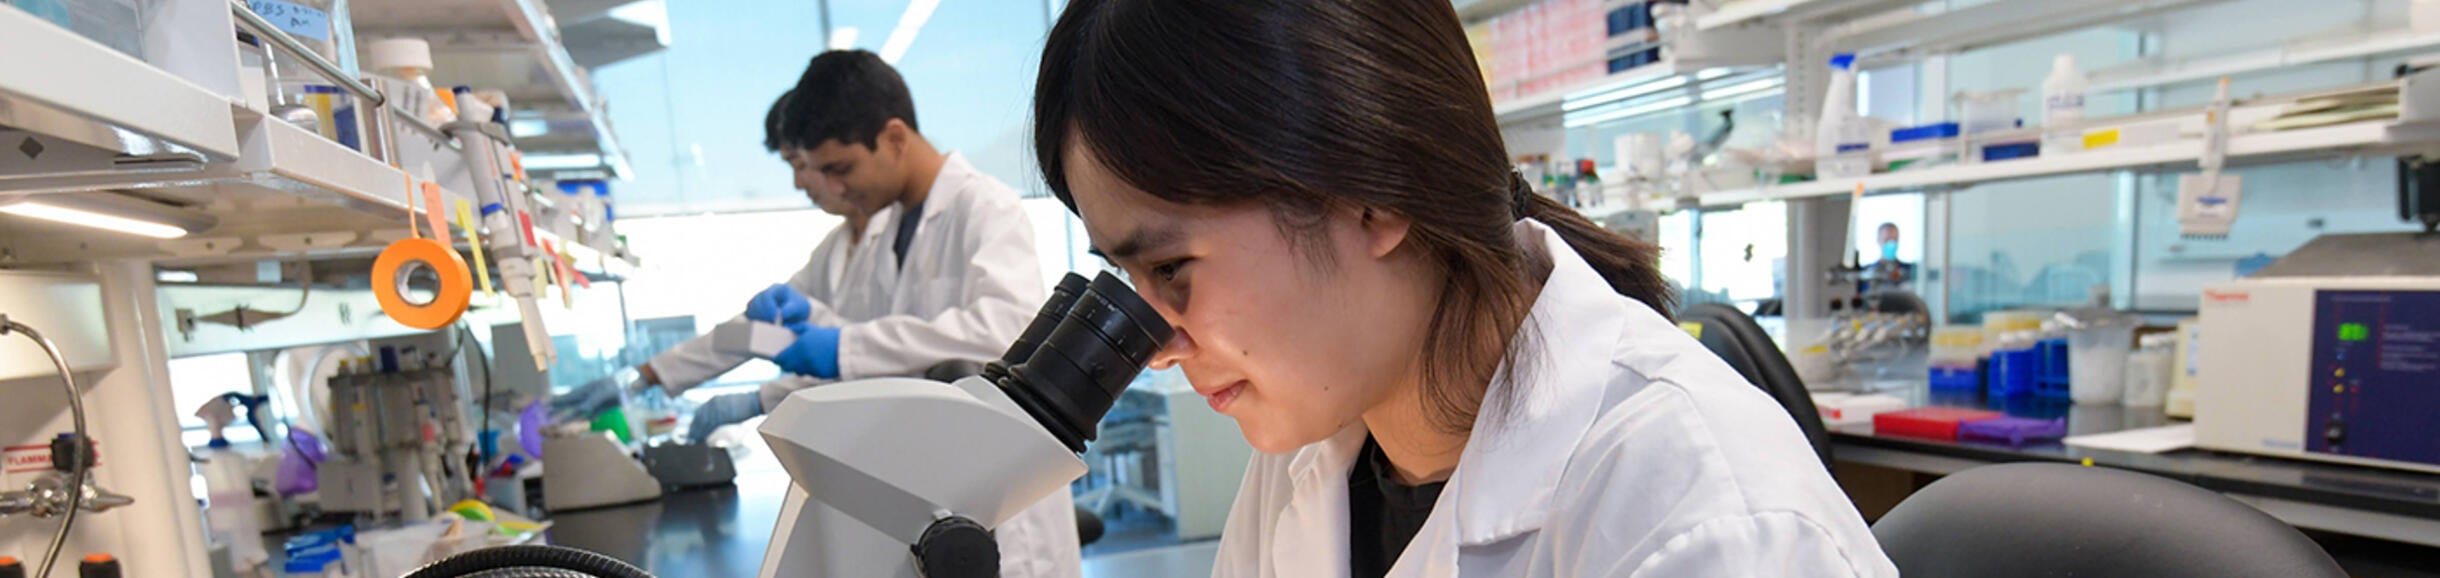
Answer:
[
  {"left": 368, "top": 38, "right": 434, "bottom": 72},
  {"left": 2052, "top": 54, "right": 2076, "bottom": 73}
]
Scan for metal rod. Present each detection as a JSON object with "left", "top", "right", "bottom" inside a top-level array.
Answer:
[
  {"left": 229, "top": 0, "right": 386, "bottom": 108},
  {"left": 5, "top": 318, "right": 88, "bottom": 578}
]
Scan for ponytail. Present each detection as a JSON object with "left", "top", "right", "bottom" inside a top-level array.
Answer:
[{"left": 1513, "top": 182, "right": 1677, "bottom": 320}]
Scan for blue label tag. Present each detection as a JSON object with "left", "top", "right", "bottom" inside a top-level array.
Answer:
[{"left": 248, "top": 0, "right": 330, "bottom": 42}]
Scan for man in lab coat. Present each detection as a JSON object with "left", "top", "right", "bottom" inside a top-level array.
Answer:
[
  {"left": 746, "top": 49, "right": 1078, "bottom": 578},
  {"left": 649, "top": 89, "right": 904, "bottom": 442},
  {"left": 548, "top": 89, "right": 893, "bottom": 433}
]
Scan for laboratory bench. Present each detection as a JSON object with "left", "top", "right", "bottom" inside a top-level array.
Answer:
[{"left": 1824, "top": 379, "right": 2440, "bottom": 576}]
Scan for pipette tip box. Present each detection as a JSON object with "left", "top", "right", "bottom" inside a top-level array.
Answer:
[{"left": 1873, "top": 407, "right": 2004, "bottom": 440}]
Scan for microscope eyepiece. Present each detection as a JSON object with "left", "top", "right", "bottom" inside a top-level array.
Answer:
[{"left": 999, "top": 272, "right": 1174, "bottom": 453}]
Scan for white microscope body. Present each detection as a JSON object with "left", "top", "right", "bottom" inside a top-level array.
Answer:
[
  {"left": 756, "top": 376, "right": 1085, "bottom": 577},
  {"left": 752, "top": 272, "right": 1168, "bottom": 577}
]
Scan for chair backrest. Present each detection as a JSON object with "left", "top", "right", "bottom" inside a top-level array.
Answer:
[
  {"left": 1678, "top": 302, "right": 1831, "bottom": 466},
  {"left": 1873, "top": 463, "right": 2348, "bottom": 578}
]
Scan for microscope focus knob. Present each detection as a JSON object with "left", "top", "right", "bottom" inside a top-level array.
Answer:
[{"left": 911, "top": 516, "right": 998, "bottom": 578}]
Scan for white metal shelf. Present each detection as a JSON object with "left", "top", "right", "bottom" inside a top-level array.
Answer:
[
  {"left": 2090, "top": 28, "right": 2440, "bottom": 94},
  {"left": 1496, "top": 58, "right": 1680, "bottom": 126},
  {"left": 353, "top": 0, "right": 631, "bottom": 178},
  {"left": 0, "top": 6, "right": 239, "bottom": 160},
  {"left": 1695, "top": 0, "right": 1921, "bottom": 31},
  {"left": 1684, "top": 118, "right": 2440, "bottom": 207}
]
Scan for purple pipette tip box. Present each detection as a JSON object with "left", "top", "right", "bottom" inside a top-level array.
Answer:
[{"left": 1957, "top": 416, "right": 2068, "bottom": 447}]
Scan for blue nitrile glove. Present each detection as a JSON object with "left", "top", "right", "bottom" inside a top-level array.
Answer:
[
  {"left": 688, "top": 391, "right": 766, "bottom": 443},
  {"left": 745, "top": 284, "right": 813, "bottom": 325},
  {"left": 768, "top": 323, "right": 842, "bottom": 379}
]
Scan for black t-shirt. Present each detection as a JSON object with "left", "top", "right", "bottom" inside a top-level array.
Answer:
[
  {"left": 1348, "top": 435, "right": 1445, "bottom": 578},
  {"left": 892, "top": 201, "right": 924, "bottom": 270}
]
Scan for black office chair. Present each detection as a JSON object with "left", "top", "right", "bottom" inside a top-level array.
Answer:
[
  {"left": 1873, "top": 463, "right": 2348, "bottom": 578},
  {"left": 1677, "top": 302, "right": 1831, "bottom": 466}
]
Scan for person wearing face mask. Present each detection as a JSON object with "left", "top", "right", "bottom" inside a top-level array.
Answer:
[
  {"left": 749, "top": 49, "right": 1079, "bottom": 578},
  {"left": 550, "top": 88, "right": 897, "bottom": 442},
  {"left": 1865, "top": 222, "right": 1915, "bottom": 294},
  {"left": 1032, "top": 2, "right": 1896, "bottom": 577}
]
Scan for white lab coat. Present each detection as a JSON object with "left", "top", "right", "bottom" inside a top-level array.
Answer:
[
  {"left": 1213, "top": 219, "right": 1897, "bottom": 578},
  {"left": 643, "top": 205, "right": 897, "bottom": 401},
  {"left": 830, "top": 152, "right": 1079, "bottom": 578}
]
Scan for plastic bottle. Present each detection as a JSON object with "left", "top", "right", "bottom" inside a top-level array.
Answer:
[
  {"left": 367, "top": 38, "right": 457, "bottom": 126},
  {"left": 1815, "top": 54, "right": 1871, "bottom": 178},
  {"left": 2041, "top": 54, "right": 2087, "bottom": 155},
  {"left": 2123, "top": 333, "right": 2175, "bottom": 407}
]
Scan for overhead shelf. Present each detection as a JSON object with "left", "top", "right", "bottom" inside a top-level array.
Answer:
[
  {"left": 2090, "top": 28, "right": 2440, "bottom": 94},
  {"left": 1496, "top": 58, "right": 1680, "bottom": 126},
  {"left": 0, "top": 6, "right": 239, "bottom": 161},
  {"left": 1695, "top": 0, "right": 1922, "bottom": 31},
  {"left": 1686, "top": 118, "right": 2440, "bottom": 207},
  {"left": 1838, "top": 0, "right": 2229, "bottom": 62},
  {"left": 353, "top": 0, "right": 632, "bottom": 179}
]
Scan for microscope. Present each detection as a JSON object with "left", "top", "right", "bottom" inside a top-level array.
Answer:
[
  {"left": 397, "top": 271, "right": 1170, "bottom": 578},
  {"left": 756, "top": 271, "right": 1169, "bottom": 576}
]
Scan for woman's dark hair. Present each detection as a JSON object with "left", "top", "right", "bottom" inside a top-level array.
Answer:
[
  {"left": 762, "top": 89, "right": 794, "bottom": 153},
  {"left": 780, "top": 49, "right": 920, "bottom": 150},
  {"left": 1033, "top": 0, "right": 1674, "bottom": 433}
]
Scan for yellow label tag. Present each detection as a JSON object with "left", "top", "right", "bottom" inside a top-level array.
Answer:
[
  {"left": 457, "top": 200, "right": 495, "bottom": 297},
  {"left": 1678, "top": 322, "right": 1705, "bottom": 339},
  {"left": 2082, "top": 128, "right": 2121, "bottom": 149}
]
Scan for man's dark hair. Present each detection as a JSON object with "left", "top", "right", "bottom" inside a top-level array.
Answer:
[
  {"left": 763, "top": 89, "right": 795, "bottom": 153},
  {"left": 781, "top": 50, "right": 919, "bottom": 150}
]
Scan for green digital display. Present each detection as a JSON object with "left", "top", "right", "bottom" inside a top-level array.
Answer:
[{"left": 2339, "top": 322, "right": 2370, "bottom": 342}]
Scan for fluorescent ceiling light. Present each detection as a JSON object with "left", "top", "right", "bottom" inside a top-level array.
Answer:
[
  {"left": 1703, "top": 78, "right": 1783, "bottom": 101},
  {"left": 829, "top": 26, "right": 860, "bottom": 50},
  {"left": 1564, "top": 76, "right": 1687, "bottom": 112},
  {"left": 0, "top": 201, "right": 191, "bottom": 238},
  {"left": 509, "top": 119, "right": 550, "bottom": 138},
  {"left": 524, "top": 153, "right": 604, "bottom": 170},
  {"left": 878, "top": 0, "right": 942, "bottom": 64},
  {"left": 1565, "top": 96, "right": 1693, "bottom": 128}
]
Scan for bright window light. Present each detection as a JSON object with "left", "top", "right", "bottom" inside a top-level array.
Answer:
[
  {"left": 1565, "top": 96, "right": 1693, "bottom": 128},
  {"left": 829, "top": 26, "right": 860, "bottom": 51},
  {"left": 0, "top": 201, "right": 189, "bottom": 238}
]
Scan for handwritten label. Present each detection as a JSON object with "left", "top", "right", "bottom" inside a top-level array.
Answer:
[{"left": 248, "top": 0, "right": 330, "bottom": 42}]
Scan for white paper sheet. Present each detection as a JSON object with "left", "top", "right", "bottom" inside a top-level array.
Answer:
[{"left": 2063, "top": 424, "right": 2196, "bottom": 454}]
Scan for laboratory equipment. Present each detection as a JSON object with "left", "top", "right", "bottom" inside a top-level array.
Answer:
[
  {"left": 315, "top": 340, "right": 477, "bottom": 521},
  {"left": 0, "top": 315, "right": 119, "bottom": 578},
  {"left": 1874, "top": 408, "right": 2003, "bottom": 441},
  {"left": 1987, "top": 330, "right": 2042, "bottom": 397},
  {"left": 1814, "top": 393, "right": 1909, "bottom": 428},
  {"left": 2057, "top": 291, "right": 2138, "bottom": 405},
  {"left": 366, "top": 37, "right": 455, "bottom": 126},
  {"left": 539, "top": 430, "right": 662, "bottom": 511},
  {"left": 1954, "top": 89, "right": 2024, "bottom": 137},
  {"left": 1927, "top": 327, "right": 1983, "bottom": 391},
  {"left": 1957, "top": 417, "right": 2067, "bottom": 447},
  {"left": 2041, "top": 54, "right": 2086, "bottom": 154},
  {"left": 2123, "top": 333, "right": 2176, "bottom": 407},
  {"left": 640, "top": 443, "right": 737, "bottom": 491},
  {"left": 1815, "top": 54, "right": 1871, "bottom": 179},
  {"left": 757, "top": 271, "right": 1170, "bottom": 577},
  {"left": 2165, "top": 319, "right": 2204, "bottom": 419},
  {"left": 2195, "top": 232, "right": 2440, "bottom": 473}
]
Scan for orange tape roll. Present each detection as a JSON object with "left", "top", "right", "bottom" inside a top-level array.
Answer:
[{"left": 373, "top": 237, "right": 474, "bottom": 329}]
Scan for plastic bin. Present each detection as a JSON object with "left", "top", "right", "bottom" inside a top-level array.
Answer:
[{"left": 1874, "top": 407, "right": 2004, "bottom": 440}]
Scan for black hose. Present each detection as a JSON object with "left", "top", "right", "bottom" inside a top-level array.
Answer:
[
  {"left": 460, "top": 569, "right": 602, "bottom": 578},
  {"left": 401, "top": 546, "right": 653, "bottom": 578}
]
